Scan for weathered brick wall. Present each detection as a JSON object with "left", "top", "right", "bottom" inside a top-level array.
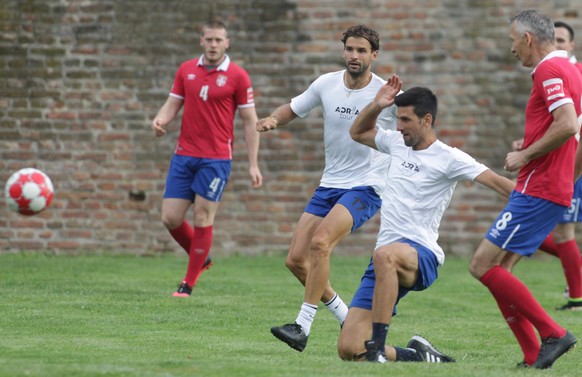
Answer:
[{"left": 1, "top": 0, "right": 581, "bottom": 256}]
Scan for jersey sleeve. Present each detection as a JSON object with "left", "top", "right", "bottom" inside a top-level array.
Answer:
[
  {"left": 378, "top": 103, "right": 398, "bottom": 131},
  {"left": 374, "top": 128, "right": 397, "bottom": 154},
  {"left": 235, "top": 68, "right": 255, "bottom": 108},
  {"left": 170, "top": 63, "right": 186, "bottom": 100},
  {"left": 535, "top": 62, "right": 574, "bottom": 113},
  {"left": 447, "top": 147, "right": 488, "bottom": 181},
  {"left": 290, "top": 77, "right": 323, "bottom": 118}
]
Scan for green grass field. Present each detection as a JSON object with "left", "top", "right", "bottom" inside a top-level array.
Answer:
[{"left": 0, "top": 252, "right": 580, "bottom": 377}]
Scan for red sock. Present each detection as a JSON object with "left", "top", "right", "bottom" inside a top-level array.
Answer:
[
  {"left": 480, "top": 266, "right": 565, "bottom": 339},
  {"left": 183, "top": 225, "right": 213, "bottom": 287},
  {"left": 556, "top": 240, "right": 582, "bottom": 299},
  {"left": 169, "top": 221, "right": 194, "bottom": 255},
  {"left": 494, "top": 297, "right": 539, "bottom": 365},
  {"left": 539, "top": 233, "right": 558, "bottom": 257}
]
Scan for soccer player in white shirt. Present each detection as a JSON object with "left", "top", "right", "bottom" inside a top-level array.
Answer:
[
  {"left": 339, "top": 75, "right": 515, "bottom": 363},
  {"left": 257, "top": 25, "right": 397, "bottom": 352}
]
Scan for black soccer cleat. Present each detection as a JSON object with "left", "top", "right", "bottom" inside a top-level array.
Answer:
[
  {"left": 172, "top": 281, "right": 193, "bottom": 297},
  {"left": 532, "top": 331, "right": 577, "bottom": 369},
  {"left": 202, "top": 257, "right": 213, "bottom": 272},
  {"left": 556, "top": 300, "right": 582, "bottom": 311},
  {"left": 271, "top": 323, "right": 308, "bottom": 352},
  {"left": 406, "top": 335, "right": 456, "bottom": 363}
]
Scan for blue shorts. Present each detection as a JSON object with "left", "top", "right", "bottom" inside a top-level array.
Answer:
[
  {"left": 350, "top": 240, "right": 439, "bottom": 315},
  {"left": 163, "top": 154, "right": 231, "bottom": 202},
  {"left": 559, "top": 178, "right": 582, "bottom": 223},
  {"left": 485, "top": 191, "right": 567, "bottom": 256},
  {"left": 304, "top": 186, "right": 381, "bottom": 232}
]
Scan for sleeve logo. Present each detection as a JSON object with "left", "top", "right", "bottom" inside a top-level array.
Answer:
[{"left": 543, "top": 78, "right": 565, "bottom": 101}]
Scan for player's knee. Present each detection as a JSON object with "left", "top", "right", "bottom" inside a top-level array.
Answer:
[
  {"left": 553, "top": 226, "right": 574, "bottom": 243},
  {"left": 191, "top": 209, "right": 217, "bottom": 228},
  {"left": 468, "top": 257, "right": 484, "bottom": 279},
  {"left": 161, "top": 213, "right": 183, "bottom": 231},
  {"left": 337, "top": 336, "right": 358, "bottom": 361},
  {"left": 499, "top": 260, "right": 513, "bottom": 273},
  {"left": 372, "top": 248, "right": 396, "bottom": 270},
  {"left": 285, "top": 253, "right": 307, "bottom": 277},
  {"left": 309, "top": 232, "right": 333, "bottom": 257},
  {"left": 193, "top": 210, "right": 212, "bottom": 226},
  {"left": 337, "top": 346, "right": 353, "bottom": 361}
]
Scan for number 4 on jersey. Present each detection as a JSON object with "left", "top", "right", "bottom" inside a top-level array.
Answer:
[{"left": 200, "top": 85, "right": 209, "bottom": 101}]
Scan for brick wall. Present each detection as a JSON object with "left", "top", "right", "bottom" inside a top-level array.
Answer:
[{"left": 1, "top": 0, "right": 581, "bottom": 256}]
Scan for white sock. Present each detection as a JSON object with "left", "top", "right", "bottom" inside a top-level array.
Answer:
[
  {"left": 324, "top": 293, "right": 348, "bottom": 325},
  {"left": 295, "top": 303, "right": 318, "bottom": 336}
]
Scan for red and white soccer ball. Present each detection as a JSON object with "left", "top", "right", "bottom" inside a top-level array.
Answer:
[{"left": 5, "top": 168, "right": 54, "bottom": 216}]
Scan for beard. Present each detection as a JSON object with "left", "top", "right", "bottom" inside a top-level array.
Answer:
[{"left": 345, "top": 62, "right": 368, "bottom": 77}]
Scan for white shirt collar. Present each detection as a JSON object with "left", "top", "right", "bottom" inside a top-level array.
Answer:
[
  {"left": 531, "top": 50, "right": 568, "bottom": 75},
  {"left": 196, "top": 54, "right": 231, "bottom": 71}
]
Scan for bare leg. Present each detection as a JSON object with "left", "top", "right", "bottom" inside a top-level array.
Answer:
[
  {"left": 285, "top": 212, "right": 340, "bottom": 303},
  {"left": 338, "top": 307, "right": 398, "bottom": 361},
  {"left": 303, "top": 204, "right": 352, "bottom": 305}
]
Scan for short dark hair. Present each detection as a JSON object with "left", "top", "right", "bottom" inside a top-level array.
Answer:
[
  {"left": 394, "top": 87, "right": 438, "bottom": 125},
  {"left": 341, "top": 25, "right": 380, "bottom": 52},
  {"left": 555, "top": 20, "right": 575, "bottom": 41},
  {"left": 201, "top": 21, "right": 228, "bottom": 35}
]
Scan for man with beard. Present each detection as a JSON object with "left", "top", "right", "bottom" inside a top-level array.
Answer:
[{"left": 257, "top": 24, "right": 397, "bottom": 352}]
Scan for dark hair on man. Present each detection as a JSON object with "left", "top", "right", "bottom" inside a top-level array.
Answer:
[
  {"left": 510, "top": 9, "right": 554, "bottom": 45},
  {"left": 555, "top": 20, "right": 575, "bottom": 41},
  {"left": 394, "top": 87, "right": 438, "bottom": 126},
  {"left": 201, "top": 20, "right": 228, "bottom": 35},
  {"left": 341, "top": 25, "right": 380, "bottom": 52}
]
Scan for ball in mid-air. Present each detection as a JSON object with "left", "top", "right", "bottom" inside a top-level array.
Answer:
[{"left": 5, "top": 168, "right": 54, "bottom": 216}]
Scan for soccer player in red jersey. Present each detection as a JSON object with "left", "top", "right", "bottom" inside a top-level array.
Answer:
[
  {"left": 532, "top": 20, "right": 582, "bottom": 310},
  {"left": 469, "top": 10, "right": 581, "bottom": 369},
  {"left": 151, "top": 21, "right": 262, "bottom": 297}
]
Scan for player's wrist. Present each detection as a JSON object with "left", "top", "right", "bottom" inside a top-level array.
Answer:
[
  {"left": 371, "top": 101, "right": 386, "bottom": 112},
  {"left": 269, "top": 115, "right": 279, "bottom": 126}
]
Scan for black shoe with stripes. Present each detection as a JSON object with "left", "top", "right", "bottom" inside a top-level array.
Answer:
[{"left": 406, "top": 335, "right": 455, "bottom": 363}]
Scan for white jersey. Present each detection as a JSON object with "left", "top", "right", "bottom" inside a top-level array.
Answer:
[
  {"left": 374, "top": 129, "right": 488, "bottom": 265},
  {"left": 290, "top": 70, "right": 397, "bottom": 194}
]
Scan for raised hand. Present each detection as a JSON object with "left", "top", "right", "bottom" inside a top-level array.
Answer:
[{"left": 374, "top": 74, "right": 402, "bottom": 109}]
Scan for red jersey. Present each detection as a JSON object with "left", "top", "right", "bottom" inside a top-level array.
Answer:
[
  {"left": 516, "top": 51, "right": 582, "bottom": 206},
  {"left": 170, "top": 55, "right": 255, "bottom": 159}
]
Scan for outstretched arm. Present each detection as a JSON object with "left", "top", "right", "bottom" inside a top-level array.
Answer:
[
  {"left": 256, "top": 103, "right": 298, "bottom": 132},
  {"left": 474, "top": 169, "right": 515, "bottom": 198},
  {"left": 350, "top": 74, "right": 402, "bottom": 149}
]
